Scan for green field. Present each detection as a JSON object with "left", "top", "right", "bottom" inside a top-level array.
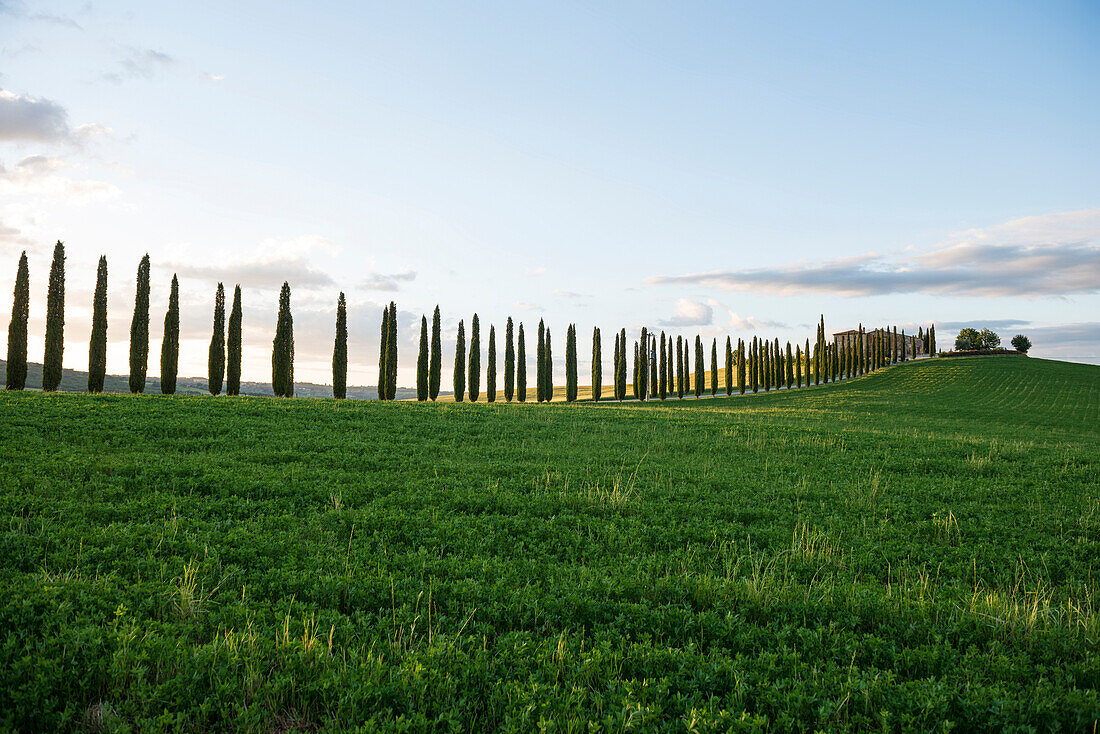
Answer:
[{"left": 1, "top": 356, "right": 1097, "bottom": 731}]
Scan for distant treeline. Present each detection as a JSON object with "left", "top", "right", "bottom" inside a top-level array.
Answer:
[{"left": 4, "top": 243, "right": 938, "bottom": 401}]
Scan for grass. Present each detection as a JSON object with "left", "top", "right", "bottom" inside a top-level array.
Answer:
[{"left": 1, "top": 356, "right": 1097, "bottom": 731}]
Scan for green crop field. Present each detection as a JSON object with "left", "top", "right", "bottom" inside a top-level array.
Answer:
[{"left": 1, "top": 356, "right": 1097, "bottom": 731}]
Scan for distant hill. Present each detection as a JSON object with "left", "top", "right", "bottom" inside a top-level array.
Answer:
[{"left": 0, "top": 359, "right": 426, "bottom": 400}]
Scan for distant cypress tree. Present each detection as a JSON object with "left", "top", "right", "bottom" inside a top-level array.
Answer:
[
  {"left": 694, "top": 336, "right": 704, "bottom": 397},
  {"left": 737, "top": 339, "right": 746, "bottom": 394},
  {"left": 786, "top": 342, "right": 793, "bottom": 389},
  {"left": 900, "top": 329, "right": 906, "bottom": 362},
  {"left": 469, "top": 313, "right": 480, "bottom": 402},
  {"left": 930, "top": 324, "right": 937, "bottom": 355},
  {"left": 613, "top": 331, "right": 622, "bottom": 401},
  {"left": 271, "top": 282, "right": 294, "bottom": 397},
  {"left": 386, "top": 302, "right": 397, "bottom": 400},
  {"left": 208, "top": 283, "right": 226, "bottom": 396},
  {"left": 333, "top": 293, "right": 348, "bottom": 399},
  {"left": 88, "top": 255, "right": 108, "bottom": 393},
  {"left": 42, "top": 241, "right": 66, "bottom": 392},
  {"left": 536, "top": 319, "right": 546, "bottom": 403},
  {"left": 794, "top": 344, "right": 802, "bottom": 388},
  {"left": 160, "top": 275, "right": 180, "bottom": 395},
  {"left": 618, "top": 328, "right": 627, "bottom": 401},
  {"left": 750, "top": 337, "right": 759, "bottom": 393},
  {"left": 378, "top": 306, "right": 390, "bottom": 400},
  {"left": 763, "top": 341, "right": 770, "bottom": 392},
  {"left": 632, "top": 341, "right": 640, "bottom": 400},
  {"left": 504, "top": 316, "right": 515, "bottom": 402},
  {"left": 638, "top": 327, "right": 648, "bottom": 401},
  {"left": 710, "top": 338, "right": 718, "bottom": 396},
  {"left": 453, "top": 320, "right": 466, "bottom": 402},
  {"left": 227, "top": 285, "right": 242, "bottom": 396},
  {"left": 592, "top": 327, "right": 602, "bottom": 402},
  {"left": 658, "top": 332, "right": 668, "bottom": 400},
  {"left": 430, "top": 306, "right": 442, "bottom": 400},
  {"left": 649, "top": 337, "right": 658, "bottom": 398},
  {"left": 128, "top": 253, "right": 150, "bottom": 394},
  {"left": 675, "top": 336, "right": 684, "bottom": 398},
  {"left": 517, "top": 323, "right": 527, "bottom": 402},
  {"left": 5, "top": 251, "right": 30, "bottom": 391},
  {"left": 724, "top": 337, "right": 733, "bottom": 395},
  {"left": 565, "top": 324, "right": 577, "bottom": 402},
  {"left": 487, "top": 324, "right": 497, "bottom": 403},
  {"left": 416, "top": 315, "right": 428, "bottom": 401},
  {"left": 544, "top": 328, "right": 554, "bottom": 402}
]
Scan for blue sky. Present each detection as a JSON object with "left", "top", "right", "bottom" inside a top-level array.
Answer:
[{"left": 2, "top": 1, "right": 1098, "bottom": 386}]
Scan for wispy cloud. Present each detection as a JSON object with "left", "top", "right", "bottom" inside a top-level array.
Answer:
[
  {"left": 659, "top": 298, "right": 713, "bottom": 326},
  {"left": 646, "top": 209, "right": 1100, "bottom": 298},
  {"left": 0, "top": 89, "right": 70, "bottom": 142},
  {"left": 169, "top": 236, "right": 339, "bottom": 290},
  {"left": 359, "top": 270, "right": 416, "bottom": 291},
  {"left": 103, "top": 48, "right": 175, "bottom": 83},
  {"left": 201, "top": 72, "right": 225, "bottom": 83},
  {"left": 0, "top": 154, "right": 120, "bottom": 200}
]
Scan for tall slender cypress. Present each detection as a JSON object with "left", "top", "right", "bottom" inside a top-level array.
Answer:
[
  {"left": 333, "top": 293, "right": 348, "bottom": 399},
  {"left": 619, "top": 328, "right": 628, "bottom": 400},
  {"left": 160, "top": 275, "right": 180, "bottom": 395},
  {"left": 42, "top": 241, "right": 66, "bottom": 392},
  {"left": 544, "top": 328, "right": 553, "bottom": 401},
  {"left": 592, "top": 327, "right": 602, "bottom": 402},
  {"left": 208, "top": 283, "right": 226, "bottom": 396},
  {"left": 693, "top": 336, "right": 703, "bottom": 397},
  {"left": 763, "top": 341, "right": 771, "bottom": 392},
  {"left": 786, "top": 342, "right": 793, "bottom": 389},
  {"left": 487, "top": 324, "right": 497, "bottom": 403},
  {"left": 930, "top": 324, "right": 937, "bottom": 355},
  {"left": 430, "top": 306, "right": 442, "bottom": 400},
  {"left": 565, "top": 324, "right": 577, "bottom": 402},
  {"left": 227, "top": 285, "right": 242, "bottom": 396},
  {"left": 658, "top": 332, "right": 668, "bottom": 400},
  {"left": 5, "top": 252, "right": 30, "bottom": 391},
  {"left": 272, "top": 282, "right": 294, "bottom": 397},
  {"left": 638, "top": 327, "right": 648, "bottom": 401},
  {"left": 516, "top": 323, "right": 527, "bottom": 402},
  {"left": 795, "top": 344, "right": 802, "bottom": 388},
  {"left": 378, "top": 306, "right": 390, "bottom": 400},
  {"left": 468, "top": 313, "right": 480, "bottom": 402},
  {"left": 88, "top": 255, "right": 108, "bottom": 393},
  {"left": 386, "top": 302, "right": 397, "bottom": 400},
  {"left": 613, "top": 332, "right": 621, "bottom": 400},
  {"left": 632, "top": 342, "right": 640, "bottom": 400},
  {"left": 453, "top": 320, "right": 466, "bottom": 402},
  {"left": 128, "top": 253, "right": 150, "bottom": 394},
  {"left": 504, "top": 317, "right": 515, "bottom": 402},
  {"left": 737, "top": 339, "right": 746, "bottom": 394},
  {"left": 676, "top": 336, "right": 684, "bottom": 398},
  {"left": 536, "top": 319, "right": 546, "bottom": 403},
  {"left": 416, "top": 315, "right": 429, "bottom": 401},
  {"left": 710, "top": 339, "right": 718, "bottom": 396},
  {"left": 750, "top": 337, "right": 758, "bottom": 393},
  {"left": 649, "top": 337, "right": 658, "bottom": 398},
  {"left": 724, "top": 337, "right": 733, "bottom": 396}
]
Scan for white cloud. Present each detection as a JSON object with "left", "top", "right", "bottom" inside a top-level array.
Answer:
[
  {"left": 360, "top": 270, "right": 416, "bottom": 291},
  {"left": 0, "top": 89, "right": 70, "bottom": 142},
  {"left": 659, "top": 298, "right": 713, "bottom": 326},
  {"left": 646, "top": 208, "right": 1100, "bottom": 298}
]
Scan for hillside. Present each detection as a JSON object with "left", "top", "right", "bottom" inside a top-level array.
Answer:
[
  {"left": 0, "top": 358, "right": 423, "bottom": 400},
  {"left": 1, "top": 356, "right": 1096, "bottom": 731}
]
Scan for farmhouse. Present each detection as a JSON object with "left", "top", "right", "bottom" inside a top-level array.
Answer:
[{"left": 834, "top": 328, "right": 924, "bottom": 358}]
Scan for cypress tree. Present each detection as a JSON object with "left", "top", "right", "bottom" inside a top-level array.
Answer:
[
  {"left": 613, "top": 331, "right": 621, "bottom": 401},
  {"left": 5, "top": 251, "right": 29, "bottom": 391},
  {"left": 208, "top": 283, "right": 226, "bottom": 396},
  {"left": 786, "top": 342, "right": 793, "bottom": 389},
  {"left": 659, "top": 332, "right": 668, "bottom": 400},
  {"left": 900, "top": 329, "right": 906, "bottom": 362},
  {"left": 333, "top": 293, "right": 348, "bottom": 399},
  {"left": 517, "top": 323, "right": 527, "bottom": 402},
  {"left": 649, "top": 337, "right": 658, "bottom": 399},
  {"left": 272, "top": 282, "right": 294, "bottom": 397},
  {"left": 592, "top": 327, "right": 602, "bottom": 402},
  {"left": 453, "top": 320, "right": 466, "bottom": 402},
  {"left": 536, "top": 319, "right": 545, "bottom": 402},
  {"left": 618, "top": 328, "right": 627, "bottom": 401},
  {"left": 632, "top": 342, "right": 639, "bottom": 400},
  {"left": 795, "top": 344, "right": 802, "bottom": 388},
  {"left": 763, "top": 341, "right": 770, "bottom": 392},
  {"left": 930, "top": 324, "right": 937, "bottom": 355},
  {"left": 378, "top": 305, "right": 390, "bottom": 400},
  {"left": 710, "top": 338, "right": 718, "bottom": 396},
  {"left": 160, "top": 274, "right": 180, "bottom": 395},
  {"left": 469, "top": 313, "right": 480, "bottom": 402},
  {"left": 694, "top": 336, "right": 703, "bottom": 397},
  {"left": 128, "top": 253, "right": 150, "bottom": 394},
  {"left": 42, "top": 241, "right": 66, "bottom": 392},
  {"left": 430, "top": 306, "right": 442, "bottom": 400},
  {"left": 565, "top": 324, "right": 577, "bottom": 402},
  {"left": 504, "top": 316, "right": 515, "bottom": 402},
  {"left": 487, "top": 324, "right": 497, "bottom": 402},
  {"left": 750, "top": 337, "right": 759, "bottom": 393},
  {"left": 88, "top": 255, "right": 108, "bottom": 393},
  {"left": 544, "top": 328, "right": 554, "bottom": 402},
  {"left": 638, "top": 327, "right": 648, "bottom": 401},
  {"left": 416, "top": 315, "right": 428, "bottom": 401},
  {"left": 724, "top": 337, "right": 733, "bottom": 395},
  {"left": 227, "top": 285, "right": 242, "bottom": 396},
  {"left": 386, "top": 302, "right": 397, "bottom": 400},
  {"left": 676, "top": 336, "right": 684, "bottom": 398},
  {"left": 737, "top": 339, "right": 746, "bottom": 394}
]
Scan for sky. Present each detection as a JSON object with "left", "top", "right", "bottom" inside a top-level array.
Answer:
[{"left": 2, "top": 0, "right": 1099, "bottom": 389}]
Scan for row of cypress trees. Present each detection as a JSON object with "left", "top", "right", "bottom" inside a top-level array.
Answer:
[
  {"left": 5, "top": 251, "right": 937, "bottom": 402},
  {"left": 4, "top": 246, "right": 248, "bottom": 395}
]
